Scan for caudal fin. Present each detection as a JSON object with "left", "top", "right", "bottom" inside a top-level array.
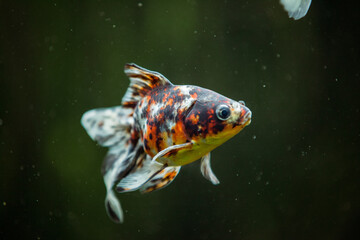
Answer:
[
  {"left": 81, "top": 106, "right": 135, "bottom": 223},
  {"left": 105, "top": 189, "right": 124, "bottom": 223},
  {"left": 81, "top": 64, "right": 174, "bottom": 223},
  {"left": 81, "top": 106, "right": 133, "bottom": 147}
]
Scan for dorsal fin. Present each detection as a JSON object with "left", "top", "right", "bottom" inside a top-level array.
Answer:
[{"left": 122, "top": 63, "right": 173, "bottom": 109}]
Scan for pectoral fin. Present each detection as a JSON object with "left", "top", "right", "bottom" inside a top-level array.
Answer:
[
  {"left": 151, "top": 142, "right": 193, "bottom": 163},
  {"left": 200, "top": 153, "right": 220, "bottom": 185}
]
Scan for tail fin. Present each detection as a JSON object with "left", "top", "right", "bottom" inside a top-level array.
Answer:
[
  {"left": 81, "top": 63, "right": 173, "bottom": 223},
  {"left": 81, "top": 106, "right": 135, "bottom": 223},
  {"left": 81, "top": 106, "right": 133, "bottom": 147},
  {"left": 105, "top": 189, "right": 124, "bottom": 223}
]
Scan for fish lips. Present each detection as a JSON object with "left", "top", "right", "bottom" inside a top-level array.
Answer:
[{"left": 239, "top": 105, "right": 252, "bottom": 126}]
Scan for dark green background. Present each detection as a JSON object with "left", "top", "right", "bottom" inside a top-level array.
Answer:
[{"left": 1, "top": 1, "right": 359, "bottom": 239}]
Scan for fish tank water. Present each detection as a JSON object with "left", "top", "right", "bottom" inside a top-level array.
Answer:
[{"left": 1, "top": 1, "right": 359, "bottom": 239}]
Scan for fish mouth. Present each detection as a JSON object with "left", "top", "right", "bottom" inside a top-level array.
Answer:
[
  {"left": 239, "top": 107, "right": 252, "bottom": 126},
  {"left": 243, "top": 111, "right": 252, "bottom": 126}
]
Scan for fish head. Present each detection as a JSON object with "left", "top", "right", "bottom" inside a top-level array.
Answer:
[{"left": 184, "top": 88, "right": 252, "bottom": 146}]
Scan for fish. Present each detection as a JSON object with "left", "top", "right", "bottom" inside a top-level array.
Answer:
[
  {"left": 280, "top": 0, "right": 312, "bottom": 20},
  {"left": 81, "top": 63, "right": 252, "bottom": 223}
]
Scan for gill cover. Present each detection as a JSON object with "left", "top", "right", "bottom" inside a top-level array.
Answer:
[{"left": 184, "top": 99, "right": 228, "bottom": 139}]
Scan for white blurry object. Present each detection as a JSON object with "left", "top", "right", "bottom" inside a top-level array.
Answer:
[{"left": 280, "top": 0, "right": 312, "bottom": 20}]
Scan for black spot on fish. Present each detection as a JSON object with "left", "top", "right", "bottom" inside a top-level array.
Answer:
[
  {"left": 185, "top": 121, "right": 200, "bottom": 138},
  {"left": 106, "top": 201, "right": 121, "bottom": 223},
  {"left": 189, "top": 88, "right": 199, "bottom": 96},
  {"left": 116, "top": 186, "right": 126, "bottom": 192},
  {"left": 151, "top": 178, "right": 160, "bottom": 183},
  {"left": 156, "top": 137, "right": 163, "bottom": 152},
  {"left": 123, "top": 101, "right": 137, "bottom": 109},
  {"left": 141, "top": 103, "right": 148, "bottom": 118},
  {"left": 212, "top": 122, "right": 225, "bottom": 134},
  {"left": 163, "top": 104, "right": 174, "bottom": 120},
  {"left": 144, "top": 138, "right": 150, "bottom": 151},
  {"left": 130, "top": 73, "right": 150, "bottom": 81},
  {"left": 132, "top": 91, "right": 140, "bottom": 96}
]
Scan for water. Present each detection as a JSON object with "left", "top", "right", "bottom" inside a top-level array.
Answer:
[{"left": 1, "top": 1, "right": 359, "bottom": 240}]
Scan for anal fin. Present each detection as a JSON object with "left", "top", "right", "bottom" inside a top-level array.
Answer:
[
  {"left": 140, "top": 166, "right": 181, "bottom": 193},
  {"left": 116, "top": 155, "right": 166, "bottom": 193}
]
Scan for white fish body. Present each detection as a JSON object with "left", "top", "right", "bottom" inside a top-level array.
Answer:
[{"left": 280, "top": 0, "right": 312, "bottom": 20}]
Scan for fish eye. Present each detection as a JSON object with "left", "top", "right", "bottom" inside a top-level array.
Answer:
[{"left": 216, "top": 105, "right": 231, "bottom": 121}]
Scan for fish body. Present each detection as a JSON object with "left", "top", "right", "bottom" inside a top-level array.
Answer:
[
  {"left": 134, "top": 85, "right": 250, "bottom": 166},
  {"left": 81, "top": 64, "right": 252, "bottom": 223}
]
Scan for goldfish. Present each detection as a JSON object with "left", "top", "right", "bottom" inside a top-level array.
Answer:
[
  {"left": 280, "top": 0, "right": 312, "bottom": 20},
  {"left": 81, "top": 63, "right": 252, "bottom": 223}
]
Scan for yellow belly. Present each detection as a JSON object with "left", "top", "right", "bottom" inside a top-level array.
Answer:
[
  {"left": 157, "top": 141, "right": 220, "bottom": 166},
  {"left": 155, "top": 124, "right": 242, "bottom": 166}
]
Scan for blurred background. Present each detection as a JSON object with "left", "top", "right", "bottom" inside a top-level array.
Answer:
[{"left": 1, "top": 1, "right": 359, "bottom": 239}]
